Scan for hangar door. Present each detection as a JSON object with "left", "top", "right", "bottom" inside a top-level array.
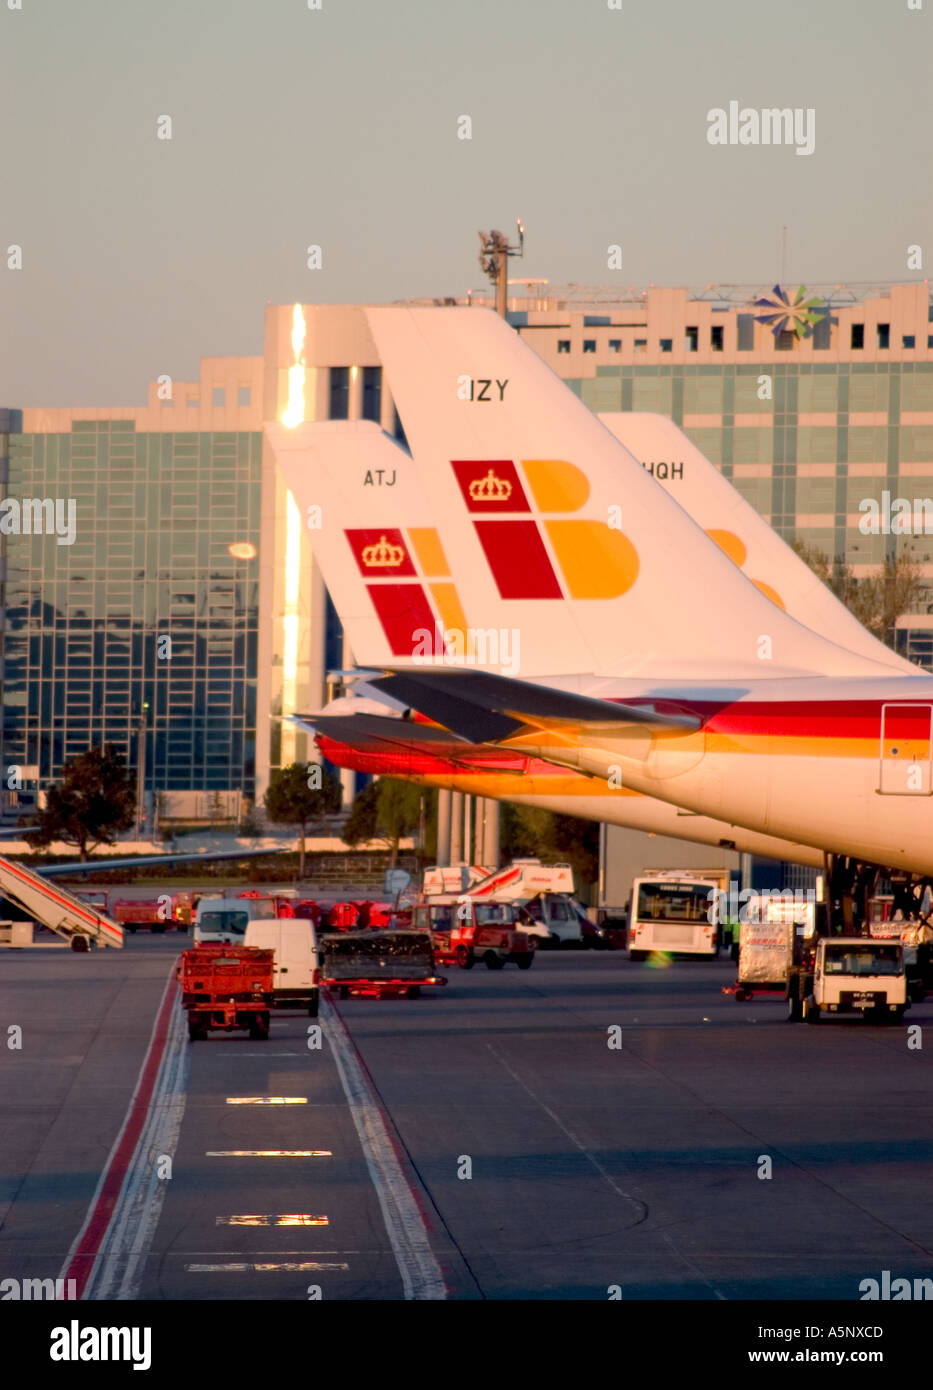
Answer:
[{"left": 878, "top": 702, "right": 933, "bottom": 795}]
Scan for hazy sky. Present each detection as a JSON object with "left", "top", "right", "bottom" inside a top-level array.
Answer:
[{"left": 1, "top": 0, "right": 929, "bottom": 405}]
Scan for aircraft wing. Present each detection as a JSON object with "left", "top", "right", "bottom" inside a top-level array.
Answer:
[{"left": 34, "top": 846, "right": 289, "bottom": 877}]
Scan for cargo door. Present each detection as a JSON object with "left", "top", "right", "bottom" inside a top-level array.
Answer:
[{"left": 879, "top": 702, "right": 933, "bottom": 795}]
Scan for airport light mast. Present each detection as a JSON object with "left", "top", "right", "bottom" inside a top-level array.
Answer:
[{"left": 478, "top": 219, "right": 524, "bottom": 318}]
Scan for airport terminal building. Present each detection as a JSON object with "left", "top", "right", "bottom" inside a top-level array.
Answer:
[{"left": 2, "top": 280, "right": 931, "bottom": 827}]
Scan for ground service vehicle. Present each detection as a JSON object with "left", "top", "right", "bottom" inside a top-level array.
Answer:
[
  {"left": 178, "top": 944, "right": 275, "bottom": 1040},
  {"left": 465, "top": 860, "right": 591, "bottom": 947},
  {"left": 244, "top": 918, "right": 320, "bottom": 1016},
  {"left": 320, "top": 929, "right": 446, "bottom": 998},
  {"left": 0, "top": 858, "right": 123, "bottom": 950},
  {"left": 789, "top": 937, "right": 908, "bottom": 1025},
  {"left": 113, "top": 895, "right": 190, "bottom": 934},
  {"left": 413, "top": 897, "right": 535, "bottom": 969},
  {"left": 629, "top": 871, "right": 727, "bottom": 960},
  {"left": 193, "top": 895, "right": 278, "bottom": 944}
]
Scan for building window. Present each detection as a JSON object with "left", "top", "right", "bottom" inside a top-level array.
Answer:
[
  {"left": 685, "top": 326, "right": 698, "bottom": 352},
  {"left": 877, "top": 323, "right": 890, "bottom": 350},
  {"left": 903, "top": 335, "right": 916, "bottom": 350},
  {"left": 928, "top": 335, "right": 933, "bottom": 349},
  {"left": 634, "top": 339, "right": 647, "bottom": 353},
  {"left": 851, "top": 324, "right": 865, "bottom": 350},
  {"left": 583, "top": 340, "right": 596, "bottom": 353},
  {"left": 238, "top": 386, "right": 251, "bottom": 406},
  {"left": 362, "top": 366, "right": 382, "bottom": 422},
  {"left": 737, "top": 315, "right": 754, "bottom": 351},
  {"left": 608, "top": 339, "right": 622, "bottom": 353},
  {"left": 659, "top": 338, "right": 672, "bottom": 353},
  {"left": 813, "top": 313, "right": 831, "bottom": 350},
  {"left": 212, "top": 387, "right": 225, "bottom": 407},
  {"left": 776, "top": 330, "right": 794, "bottom": 351},
  {"left": 711, "top": 325, "right": 724, "bottom": 352},
  {"left": 557, "top": 340, "right": 571, "bottom": 354},
  {"left": 329, "top": 366, "right": 349, "bottom": 420}
]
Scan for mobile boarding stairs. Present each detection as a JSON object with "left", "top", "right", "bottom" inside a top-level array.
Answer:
[{"left": 0, "top": 857, "right": 123, "bottom": 950}]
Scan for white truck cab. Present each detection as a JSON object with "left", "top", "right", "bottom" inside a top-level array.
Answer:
[
  {"left": 805, "top": 937, "right": 907, "bottom": 1025},
  {"left": 194, "top": 896, "right": 276, "bottom": 944}
]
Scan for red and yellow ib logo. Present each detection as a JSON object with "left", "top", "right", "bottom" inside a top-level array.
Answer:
[
  {"left": 343, "top": 525, "right": 471, "bottom": 657},
  {"left": 704, "top": 529, "right": 786, "bottom": 610},
  {"left": 451, "top": 459, "right": 639, "bottom": 600}
]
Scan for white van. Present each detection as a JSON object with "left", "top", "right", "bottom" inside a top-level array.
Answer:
[
  {"left": 193, "top": 896, "right": 276, "bottom": 945},
  {"left": 244, "top": 918, "right": 320, "bottom": 1017}
]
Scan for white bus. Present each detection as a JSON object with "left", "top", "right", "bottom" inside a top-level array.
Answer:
[{"left": 628, "top": 874, "right": 722, "bottom": 960}]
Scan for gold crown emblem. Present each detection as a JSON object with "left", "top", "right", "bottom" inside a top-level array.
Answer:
[
  {"left": 468, "top": 468, "right": 512, "bottom": 503},
  {"left": 361, "top": 534, "right": 404, "bottom": 568}
]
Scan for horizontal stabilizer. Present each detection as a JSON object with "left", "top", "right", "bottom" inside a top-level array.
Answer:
[{"left": 367, "top": 668, "right": 700, "bottom": 744}]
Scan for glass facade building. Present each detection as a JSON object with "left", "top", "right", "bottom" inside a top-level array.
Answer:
[
  {"left": 5, "top": 286, "right": 931, "bottom": 819},
  {"left": 3, "top": 420, "right": 261, "bottom": 813}
]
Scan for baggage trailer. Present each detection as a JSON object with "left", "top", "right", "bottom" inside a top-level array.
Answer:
[
  {"left": 321, "top": 929, "right": 446, "bottom": 999},
  {"left": 178, "top": 944, "right": 275, "bottom": 1040}
]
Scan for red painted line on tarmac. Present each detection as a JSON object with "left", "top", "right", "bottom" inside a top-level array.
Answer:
[{"left": 62, "top": 967, "right": 178, "bottom": 1297}]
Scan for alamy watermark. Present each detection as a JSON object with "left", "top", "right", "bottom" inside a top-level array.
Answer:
[
  {"left": 411, "top": 624, "right": 520, "bottom": 677},
  {"left": 707, "top": 886, "right": 815, "bottom": 925},
  {"left": 859, "top": 491, "right": 933, "bottom": 535},
  {"left": 0, "top": 497, "right": 76, "bottom": 545},
  {"left": 706, "top": 102, "right": 815, "bottom": 156},
  {"left": 1, "top": 1276, "right": 77, "bottom": 1300}
]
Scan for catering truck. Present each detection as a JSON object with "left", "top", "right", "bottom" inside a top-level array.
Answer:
[
  {"left": 463, "top": 860, "right": 595, "bottom": 947},
  {"left": 628, "top": 869, "right": 730, "bottom": 960}
]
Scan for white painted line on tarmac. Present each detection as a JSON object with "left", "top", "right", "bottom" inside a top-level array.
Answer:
[
  {"left": 186, "top": 1262, "right": 349, "bottom": 1273},
  {"left": 206, "top": 1149, "right": 331, "bottom": 1157},
  {"left": 321, "top": 992, "right": 447, "bottom": 1300},
  {"left": 225, "top": 1096, "right": 307, "bottom": 1105},
  {"left": 217, "top": 1215, "right": 329, "bottom": 1227}
]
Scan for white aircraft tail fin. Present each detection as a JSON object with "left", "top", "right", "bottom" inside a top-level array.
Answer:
[
  {"left": 358, "top": 305, "right": 892, "bottom": 680},
  {"left": 600, "top": 412, "right": 914, "bottom": 673}
]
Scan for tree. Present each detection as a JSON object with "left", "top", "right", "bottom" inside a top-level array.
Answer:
[
  {"left": 501, "top": 803, "right": 600, "bottom": 887},
  {"left": 342, "top": 777, "right": 426, "bottom": 866},
  {"left": 27, "top": 745, "right": 136, "bottom": 861},
  {"left": 263, "top": 762, "right": 341, "bottom": 878},
  {"left": 791, "top": 539, "right": 924, "bottom": 646}
]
